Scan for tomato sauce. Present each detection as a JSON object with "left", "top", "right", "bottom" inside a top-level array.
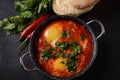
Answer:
[{"left": 35, "top": 20, "right": 93, "bottom": 77}]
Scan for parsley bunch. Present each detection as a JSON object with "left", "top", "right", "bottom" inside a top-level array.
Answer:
[{"left": 0, "top": 0, "right": 52, "bottom": 35}]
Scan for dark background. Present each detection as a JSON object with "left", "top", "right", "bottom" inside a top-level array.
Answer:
[{"left": 0, "top": 0, "right": 120, "bottom": 80}]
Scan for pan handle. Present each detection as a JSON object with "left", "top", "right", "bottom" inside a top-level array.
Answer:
[
  {"left": 87, "top": 19, "right": 105, "bottom": 39},
  {"left": 19, "top": 51, "right": 38, "bottom": 72}
]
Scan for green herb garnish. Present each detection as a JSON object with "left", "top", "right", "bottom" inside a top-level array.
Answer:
[
  {"left": 41, "top": 47, "right": 55, "bottom": 62},
  {"left": 60, "top": 30, "right": 70, "bottom": 38},
  {"left": 49, "top": 48, "right": 56, "bottom": 52},
  {"left": 80, "top": 34, "right": 85, "bottom": 40},
  {"left": 73, "top": 46, "right": 81, "bottom": 55},
  {"left": 41, "top": 49, "right": 50, "bottom": 62},
  {"left": 44, "top": 41, "right": 51, "bottom": 46},
  {"left": 69, "top": 41, "right": 81, "bottom": 56},
  {"left": 53, "top": 51, "right": 63, "bottom": 58},
  {"left": 66, "top": 57, "right": 78, "bottom": 72},
  {"left": 55, "top": 42, "right": 68, "bottom": 51},
  {"left": 62, "top": 53, "right": 70, "bottom": 58},
  {"left": 69, "top": 41, "right": 79, "bottom": 47}
]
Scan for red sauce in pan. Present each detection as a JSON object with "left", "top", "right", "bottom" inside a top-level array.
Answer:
[{"left": 35, "top": 20, "right": 93, "bottom": 77}]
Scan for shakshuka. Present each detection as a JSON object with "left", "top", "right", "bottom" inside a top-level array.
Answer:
[{"left": 35, "top": 20, "right": 93, "bottom": 77}]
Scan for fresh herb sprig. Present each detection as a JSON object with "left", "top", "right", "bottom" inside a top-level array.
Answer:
[{"left": 0, "top": 0, "right": 52, "bottom": 35}]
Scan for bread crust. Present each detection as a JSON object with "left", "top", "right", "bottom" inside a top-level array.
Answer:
[
  {"left": 70, "top": 0, "right": 100, "bottom": 9},
  {"left": 52, "top": 0, "right": 100, "bottom": 16}
]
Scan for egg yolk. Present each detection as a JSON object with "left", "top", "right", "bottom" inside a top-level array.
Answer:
[
  {"left": 53, "top": 57, "right": 66, "bottom": 70},
  {"left": 44, "top": 23, "right": 62, "bottom": 44}
]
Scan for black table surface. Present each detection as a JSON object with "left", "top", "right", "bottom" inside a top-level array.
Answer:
[{"left": 0, "top": 0, "right": 120, "bottom": 80}]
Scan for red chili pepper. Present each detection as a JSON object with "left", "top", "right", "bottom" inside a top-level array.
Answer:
[
  {"left": 20, "top": 14, "right": 50, "bottom": 40},
  {"left": 27, "top": 31, "right": 33, "bottom": 39}
]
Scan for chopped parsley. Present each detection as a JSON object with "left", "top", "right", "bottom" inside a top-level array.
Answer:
[
  {"left": 62, "top": 53, "right": 70, "bottom": 58},
  {"left": 69, "top": 41, "right": 79, "bottom": 47},
  {"left": 66, "top": 57, "right": 78, "bottom": 72},
  {"left": 41, "top": 49, "right": 51, "bottom": 62},
  {"left": 73, "top": 45, "right": 81, "bottom": 56},
  {"left": 69, "top": 41, "right": 81, "bottom": 57},
  {"left": 40, "top": 48, "right": 54, "bottom": 62},
  {"left": 80, "top": 34, "right": 85, "bottom": 41},
  {"left": 53, "top": 51, "right": 63, "bottom": 58},
  {"left": 44, "top": 41, "right": 51, "bottom": 46},
  {"left": 55, "top": 42, "right": 68, "bottom": 51},
  {"left": 60, "top": 30, "right": 70, "bottom": 38},
  {"left": 49, "top": 48, "right": 55, "bottom": 52}
]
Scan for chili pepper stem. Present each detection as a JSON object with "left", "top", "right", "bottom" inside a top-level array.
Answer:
[
  {"left": 17, "top": 38, "right": 29, "bottom": 50},
  {"left": 19, "top": 37, "right": 22, "bottom": 41}
]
